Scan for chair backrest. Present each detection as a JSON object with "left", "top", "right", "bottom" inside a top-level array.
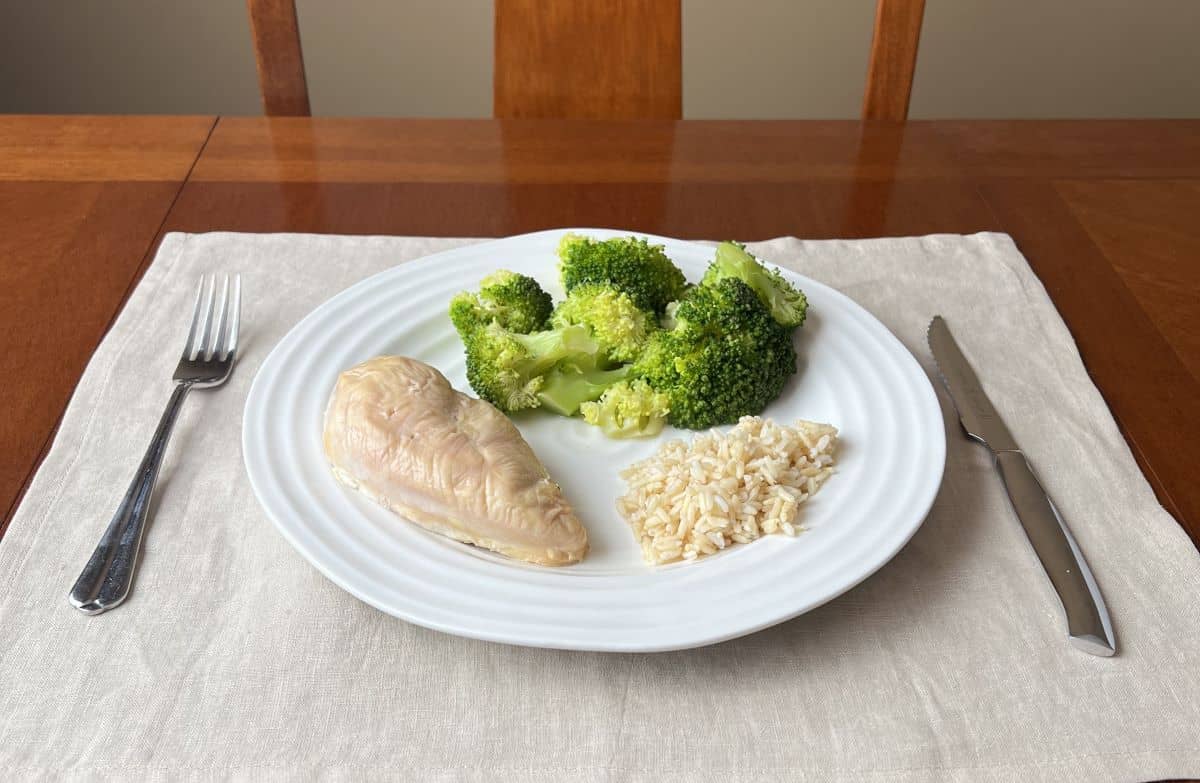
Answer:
[{"left": 246, "top": 0, "right": 925, "bottom": 121}]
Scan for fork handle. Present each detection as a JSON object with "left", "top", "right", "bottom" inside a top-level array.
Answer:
[{"left": 69, "top": 383, "right": 192, "bottom": 615}]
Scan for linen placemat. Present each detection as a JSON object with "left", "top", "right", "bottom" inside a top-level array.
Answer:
[{"left": 1, "top": 231, "right": 1198, "bottom": 782}]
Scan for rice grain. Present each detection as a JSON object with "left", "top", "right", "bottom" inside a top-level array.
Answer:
[{"left": 616, "top": 416, "right": 838, "bottom": 565}]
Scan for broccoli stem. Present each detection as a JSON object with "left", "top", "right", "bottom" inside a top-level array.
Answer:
[
  {"left": 511, "top": 324, "right": 598, "bottom": 378},
  {"left": 537, "top": 365, "right": 631, "bottom": 416}
]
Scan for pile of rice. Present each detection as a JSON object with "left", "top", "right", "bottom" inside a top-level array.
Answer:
[{"left": 616, "top": 416, "right": 838, "bottom": 565}]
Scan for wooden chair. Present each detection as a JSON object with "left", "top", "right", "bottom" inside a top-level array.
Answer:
[{"left": 246, "top": 0, "right": 925, "bottom": 121}]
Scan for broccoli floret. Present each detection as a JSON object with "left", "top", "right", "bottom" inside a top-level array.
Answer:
[
  {"left": 558, "top": 233, "right": 687, "bottom": 314},
  {"left": 449, "top": 270, "right": 553, "bottom": 338},
  {"left": 537, "top": 363, "right": 632, "bottom": 416},
  {"left": 633, "top": 278, "right": 796, "bottom": 429},
  {"left": 549, "top": 284, "right": 655, "bottom": 364},
  {"left": 580, "top": 380, "right": 670, "bottom": 438},
  {"left": 463, "top": 322, "right": 599, "bottom": 412},
  {"left": 701, "top": 242, "right": 808, "bottom": 329}
]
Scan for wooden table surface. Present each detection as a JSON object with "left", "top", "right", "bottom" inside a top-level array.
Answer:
[{"left": 2, "top": 116, "right": 1199, "bottom": 549}]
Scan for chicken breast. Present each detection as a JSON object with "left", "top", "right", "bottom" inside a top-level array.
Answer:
[{"left": 323, "top": 355, "right": 588, "bottom": 565}]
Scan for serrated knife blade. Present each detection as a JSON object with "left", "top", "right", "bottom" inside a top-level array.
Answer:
[{"left": 927, "top": 316, "right": 1116, "bottom": 657}]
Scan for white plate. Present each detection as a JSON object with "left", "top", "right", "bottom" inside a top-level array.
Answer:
[{"left": 243, "top": 229, "right": 945, "bottom": 651}]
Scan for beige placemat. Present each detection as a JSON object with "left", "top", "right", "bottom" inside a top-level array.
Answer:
[{"left": 1, "top": 232, "right": 1198, "bottom": 783}]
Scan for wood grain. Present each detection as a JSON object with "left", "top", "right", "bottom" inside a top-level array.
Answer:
[
  {"left": 494, "top": 0, "right": 681, "bottom": 119},
  {"left": 862, "top": 0, "right": 926, "bottom": 121},
  {"left": 191, "top": 118, "right": 956, "bottom": 183},
  {"left": 0, "top": 117, "right": 214, "bottom": 534},
  {"left": 980, "top": 180, "right": 1200, "bottom": 541},
  {"left": 192, "top": 119, "right": 1200, "bottom": 184},
  {"left": 934, "top": 120, "right": 1200, "bottom": 178},
  {"left": 246, "top": 0, "right": 311, "bottom": 117},
  {"left": 1056, "top": 179, "right": 1200, "bottom": 383},
  {"left": 158, "top": 180, "right": 998, "bottom": 241},
  {"left": 0, "top": 115, "right": 214, "bottom": 181}
]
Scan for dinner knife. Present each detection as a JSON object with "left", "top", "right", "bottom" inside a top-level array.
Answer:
[{"left": 927, "top": 316, "right": 1116, "bottom": 657}]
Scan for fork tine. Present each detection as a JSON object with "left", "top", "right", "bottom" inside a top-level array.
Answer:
[
  {"left": 207, "top": 275, "right": 231, "bottom": 361},
  {"left": 181, "top": 275, "right": 206, "bottom": 363},
  {"left": 195, "top": 274, "right": 217, "bottom": 361},
  {"left": 186, "top": 275, "right": 214, "bottom": 361},
  {"left": 225, "top": 274, "right": 242, "bottom": 359}
]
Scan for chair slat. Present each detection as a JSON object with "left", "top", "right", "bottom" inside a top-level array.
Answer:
[
  {"left": 247, "top": 0, "right": 311, "bottom": 117},
  {"left": 862, "top": 0, "right": 926, "bottom": 121},
  {"left": 494, "top": 0, "right": 682, "bottom": 120}
]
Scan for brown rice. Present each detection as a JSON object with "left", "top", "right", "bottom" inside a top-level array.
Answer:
[{"left": 615, "top": 416, "right": 838, "bottom": 565}]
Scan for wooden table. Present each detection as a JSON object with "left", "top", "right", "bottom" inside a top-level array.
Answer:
[{"left": 3, "top": 116, "right": 1198, "bottom": 548}]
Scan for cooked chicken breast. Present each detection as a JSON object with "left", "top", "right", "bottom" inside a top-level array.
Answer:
[{"left": 323, "top": 356, "right": 588, "bottom": 565}]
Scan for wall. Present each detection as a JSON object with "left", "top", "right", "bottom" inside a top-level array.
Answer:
[{"left": 2, "top": 1, "right": 1198, "bottom": 118}]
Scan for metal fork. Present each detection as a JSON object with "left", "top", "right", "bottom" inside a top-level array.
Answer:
[{"left": 69, "top": 274, "right": 242, "bottom": 615}]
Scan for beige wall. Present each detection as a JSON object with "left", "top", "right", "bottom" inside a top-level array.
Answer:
[{"left": 2, "top": 1, "right": 1198, "bottom": 118}]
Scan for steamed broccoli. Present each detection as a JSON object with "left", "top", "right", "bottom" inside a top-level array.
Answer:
[
  {"left": 450, "top": 236, "right": 806, "bottom": 434},
  {"left": 580, "top": 380, "right": 671, "bottom": 438},
  {"left": 462, "top": 321, "right": 599, "bottom": 412},
  {"left": 701, "top": 242, "right": 808, "bottom": 329},
  {"left": 558, "top": 233, "right": 687, "bottom": 314},
  {"left": 537, "top": 362, "right": 632, "bottom": 416},
  {"left": 549, "top": 284, "right": 656, "bottom": 364},
  {"left": 633, "top": 278, "right": 796, "bottom": 429},
  {"left": 449, "top": 270, "right": 553, "bottom": 338}
]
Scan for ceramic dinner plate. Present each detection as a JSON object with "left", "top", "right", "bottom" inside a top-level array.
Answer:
[{"left": 243, "top": 228, "right": 945, "bottom": 651}]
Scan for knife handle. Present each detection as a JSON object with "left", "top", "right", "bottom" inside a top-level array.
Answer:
[{"left": 993, "top": 451, "right": 1116, "bottom": 657}]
